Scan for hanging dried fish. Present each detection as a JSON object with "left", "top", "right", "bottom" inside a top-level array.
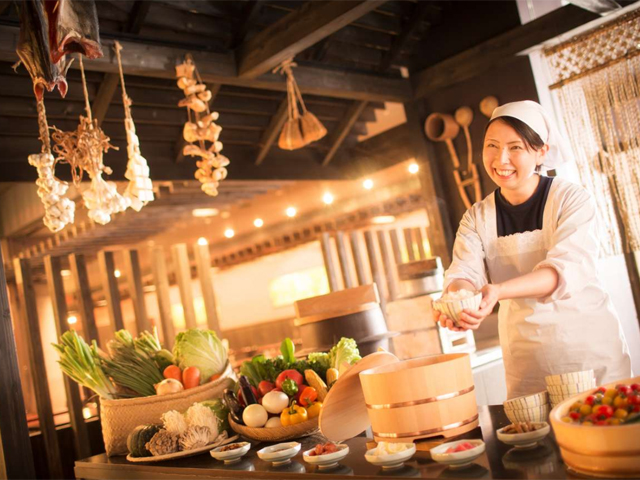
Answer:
[
  {"left": 114, "top": 41, "right": 153, "bottom": 212},
  {"left": 48, "top": 0, "right": 103, "bottom": 64},
  {"left": 176, "top": 55, "right": 230, "bottom": 196}
]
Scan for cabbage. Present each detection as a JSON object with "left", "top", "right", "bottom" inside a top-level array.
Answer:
[
  {"left": 173, "top": 329, "right": 227, "bottom": 384},
  {"left": 329, "top": 337, "right": 361, "bottom": 371}
]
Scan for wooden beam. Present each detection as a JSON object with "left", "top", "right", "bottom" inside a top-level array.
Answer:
[
  {"left": 335, "top": 231, "right": 355, "bottom": 289},
  {"left": 172, "top": 244, "right": 197, "bottom": 329},
  {"left": 377, "top": 230, "right": 399, "bottom": 301},
  {"left": 0, "top": 24, "right": 411, "bottom": 102},
  {"left": 320, "top": 232, "right": 339, "bottom": 292},
  {"left": 255, "top": 98, "right": 288, "bottom": 166},
  {"left": 389, "top": 229, "right": 403, "bottom": 266},
  {"left": 412, "top": 4, "right": 599, "bottom": 98},
  {"left": 92, "top": 73, "right": 120, "bottom": 127},
  {"left": 13, "top": 258, "right": 64, "bottom": 480},
  {"left": 126, "top": 1, "right": 152, "bottom": 34},
  {"left": 414, "top": 227, "right": 427, "bottom": 259},
  {"left": 69, "top": 254, "right": 100, "bottom": 344},
  {"left": 122, "top": 250, "right": 151, "bottom": 335},
  {"left": 97, "top": 251, "right": 125, "bottom": 333},
  {"left": 230, "top": 0, "right": 262, "bottom": 49},
  {"left": 349, "top": 231, "right": 367, "bottom": 286},
  {"left": 0, "top": 1, "right": 11, "bottom": 15},
  {"left": 322, "top": 100, "right": 368, "bottom": 167},
  {"left": 379, "top": 2, "right": 431, "bottom": 73},
  {"left": 403, "top": 228, "right": 416, "bottom": 262},
  {"left": 194, "top": 242, "right": 221, "bottom": 334},
  {"left": 0, "top": 251, "right": 36, "bottom": 480},
  {"left": 237, "top": 1, "right": 387, "bottom": 79},
  {"left": 43, "top": 256, "right": 92, "bottom": 461},
  {"left": 363, "top": 230, "right": 385, "bottom": 310},
  {"left": 149, "top": 246, "right": 175, "bottom": 347}
]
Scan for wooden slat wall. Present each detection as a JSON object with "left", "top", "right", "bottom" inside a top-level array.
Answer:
[
  {"left": 364, "top": 230, "right": 386, "bottom": 310},
  {"left": 43, "top": 255, "right": 92, "bottom": 460},
  {"left": 377, "top": 230, "right": 399, "bottom": 301},
  {"left": 123, "top": 249, "right": 151, "bottom": 334},
  {"left": 150, "top": 246, "right": 175, "bottom": 347},
  {"left": 97, "top": 251, "right": 125, "bottom": 333},
  {"left": 335, "top": 231, "right": 355, "bottom": 289},
  {"left": 13, "top": 258, "right": 64, "bottom": 479},
  {"left": 172, "top": 244, "right": 197, "bottom": 329},
  {"left": 389, "top": 229, "right": 403, "bottom": 265},
  {"left": 350, "top": 231, "right": 367, "bottom": 286},
  {"left": 194, "top": 242, "right": 221, "bottom": 334},
  {"left": 403, "top": 227, "right": 416, "bottom": 262},
  {"left": 69, "top": 254, "right": 100, "bottom": 343},
  {"left": 0, "top": 251, "right": 35, "bottom": 479},
  {"left": 320, "top": 232, "right": 339, "bottom": 292},
  {"left": 413, "top": 227, "right": 427, "bottom": 259}
]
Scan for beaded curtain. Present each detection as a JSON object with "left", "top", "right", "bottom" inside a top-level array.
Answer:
[{"left": 544, "top": 9, "right": 640, "bottom": 255}]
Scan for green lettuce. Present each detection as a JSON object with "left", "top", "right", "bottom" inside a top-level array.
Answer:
[
  {"left": 329, "top": 337, "right": 361, "bottom": 371},
  {"left": 173, "top": 329, "right": 227, "bottom": 384}
]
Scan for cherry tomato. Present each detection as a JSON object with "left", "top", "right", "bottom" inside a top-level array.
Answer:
[
  {"left": 596, "top": 387, "right": 607, "bottom": 395},
  {"left": 628, "top": 395, "right": 640, "bottom": 406},
  {"left": 617, "top": 385, "right": 631, "bottom": 396},
  {"left": 585, "top": 395, "right": 596, "bottom": 406},
  {"left": 630, "top": 383, "right": 640, "bottom": 392},
  {"left": 569, "top": 412, "right": 580, "bottom": 420},
  {"left": 596, "top": 405, "right": 614, "bottom": 418},
  {"left": 163, "top": 365, "right": 183, "bottom": 383},
  {"left": 183, "top": 366, "right": 201, "bottom": 389}
]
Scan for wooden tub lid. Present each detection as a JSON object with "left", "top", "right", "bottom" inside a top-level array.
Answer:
[
  {"left": 319, "top": 351, "right": 399, "bottom": 442},
  {"left": 397, "top": 258, "right": 442, "bottom": 281},
  {"left": 294, "top": 284, "right": 380, "bottom": 324}
]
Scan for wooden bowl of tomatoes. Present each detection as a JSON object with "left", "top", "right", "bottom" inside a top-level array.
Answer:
[{"left": 549, "top": 376, "right": 640, "bottom": 478}]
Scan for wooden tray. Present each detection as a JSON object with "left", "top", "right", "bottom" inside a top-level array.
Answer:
[
  {"left": 126, "top": 434, "right": 239, "bottom": 463},
  {"left": 229, "top": 415, "right": 319, "bottom": 442}
]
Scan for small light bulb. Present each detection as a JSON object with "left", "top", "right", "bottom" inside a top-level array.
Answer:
[
  {"left": 61, "top": 269, "right": 71, "bottom": 277},
  {"left": 67, "top": 315, "right": 77, "bottom": 325},
  {"left": 408, "top": 163, "right": 419, "bottom": 174},
  {"left": 286, "top": 207, "right": 297, "bottom": 218},
  {"left": 197, "top": 237, "right": 208, "bottom": 246},
  {"left": 224, "top": 228, "right": 235, "bottom": 239},
  {"left": 322, "top": 192, "right": 334, "bottom": 205},
  {"left": 363, "top": 179, "right": 374, "bottom": 190},
  {"left": 114, "top": 269, "right": 121, "bottom": 278},
  {"left": 254, "top": 218, "right": 264, "bottom": 228}
]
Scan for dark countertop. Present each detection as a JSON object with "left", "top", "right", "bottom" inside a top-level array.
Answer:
[{"left": 75, "top": 406, "right": 578, "bottom": 480}]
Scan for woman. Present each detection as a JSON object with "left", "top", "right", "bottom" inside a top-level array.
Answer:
[{"left": 435, "top": 100, "right": 632, "bottom": 399}]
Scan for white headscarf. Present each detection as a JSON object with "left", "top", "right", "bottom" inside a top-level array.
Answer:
[{"left": 489, "top": 100, "right": 572, "bottom": 169}]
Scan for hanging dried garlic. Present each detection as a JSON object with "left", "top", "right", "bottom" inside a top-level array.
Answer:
[
  {"left": 115, "top": 42, "right": 153, "bottom": 211},
  {"left": 176, "top": 55, "right": 229, "bottom": 196}
]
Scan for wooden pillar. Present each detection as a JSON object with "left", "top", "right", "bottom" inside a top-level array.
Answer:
[
  {"left": 97, "top": 251, "right": 124, "bottom": 332},
  {"left": 0, "top": 252, "right": 36, "bottom": 479},
  {"left": 69, "top": 254, "right": 100, "bottom": 343},
  {"left": 172, "top": 244, "right": 197, "bottom": 329},
  {"left": 13, "top": 258, "right": 64, "bottom": 479},
  {"left": 123, "top": 249, "right": 151, "bottom": 334},
  {"left": 364, "top": 230, "right": 386, "bottom": 310},
  {"left": 335, "top": 231, "right": 355, "bottom": 289},
  {"left": 194, "top": 242, "right": 221, "bottom": 334},
  {"left": 320, "top": 233, "right": 339, "bottom": 292},
  {"left": 377, "top": 230, "right": 399, "bottom": 301},
  {"left": 403, "top": 101, "right": 452, "bottom": 266},
  {"left": 43, "top": 256, "right": 91, "bottom": 460},
  {"left": 349, "top": 231, "right": 367, "bottom": 286},
  {"left": 150, "top": 247, "right": 175, "bottom": 347},
  {"left": 403, "top": 228, "right": 416, "bottom": 262},
  {"left": 413, "top": 227, "right": 427, "bottom": 259},
  {"left": 389, "top": 229, "right": 403, "bottom": 266}
]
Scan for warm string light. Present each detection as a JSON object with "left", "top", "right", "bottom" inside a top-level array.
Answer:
[
  {"left": 408, "top": 163, "right": 419, "bottom": 174},
  {"left": 363, "top": 179, "right": 374, "bottom": 190},
  {"left": 254, "top": 218, "right": 264, "bottom": 228},
  {"left": 61, "top": 269, "right": 71, "bottom": 277},
  {"left": 197, "top": 237, "right": 208, "bottom": 246},
  {"left": 114, "top": 269, "right": 121, "bottom": 278},
  {"left": 67, "top": 315, "right": 78, "bottom": 325},
  {"left": 224, "top": 228, "right": 235, "bottom": 238},
  {"left": 322, "top": 192, "right": 334, "bottom": 205},
  {"left": 286, "top": 206, "right": 297, "bottom": 218}
]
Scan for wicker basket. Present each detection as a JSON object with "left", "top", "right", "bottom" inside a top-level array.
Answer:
[
  {"left": 228, "top": 414, "right": 319, "bottom": 442},
  {"left": 100, "top": 362, "right": 236, "bottom": 456}
]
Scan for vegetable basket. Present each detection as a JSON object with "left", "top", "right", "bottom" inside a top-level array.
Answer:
[
  {"left": 228, "top": 415, "right": 319, "bottom": 442},
  {"left": 100, "top": 361, "right": 236, "bottom": 456}
]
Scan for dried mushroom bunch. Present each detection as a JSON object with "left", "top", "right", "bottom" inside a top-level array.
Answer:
[
  {"left": 146, "top": 429, "right": 179, "bottom": 456},
  {"left": 176, "top": 55, "right": 229, "bottom": 196},
  {"left": 179, "top": 425, "right": 213, "bottom": 451}
]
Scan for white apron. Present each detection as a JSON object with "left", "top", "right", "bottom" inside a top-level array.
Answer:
[{"left": 445, "top": 179, "right": 632, "bottom": 399}]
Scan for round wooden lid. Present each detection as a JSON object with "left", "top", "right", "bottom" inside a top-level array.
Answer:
[
  {"left": 319, "top": 351, "right": 399, "bottom": 442},
  {"left": 397, "top": 258, "right": 442, "bottom": 280}
]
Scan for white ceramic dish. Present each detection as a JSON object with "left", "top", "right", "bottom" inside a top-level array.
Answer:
[
  {"left": 303, "top": 444, "right": 349, "bottom": 469},
  {"left": 496, "top": 422, "right": 550, "bottom": 449},
  {"left": 430, "top": 440, "right": 485, "bottom": 469},
  {"left": 210, "top": 442, "right": 251, "bottom": 464},
  {"left": 364, "top": 443, "right": 416, "bottom": 470},
  {"left": 505, "top": 404, "right": 550, "bottom": 424},
  {"left": 544, "top": 370, "right": 594, "bottom": 386},
  {"left": 257, "top": 442, "right": 301, "bottom": 466},
  {"left": 503, "top": 391, "right": 548, "bottom": 410}
]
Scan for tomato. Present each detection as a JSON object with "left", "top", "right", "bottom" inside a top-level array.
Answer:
[
  {"left": 163, "top": 365, "right": 183, "bottom": 383},
  {"left": 182, "top": 366, "right": 201, "bottom": 389},
  {"left": 628, "top": 395, "right": 640, "bottom": 406},
  {"left": 585, "top": 395, "right": 596, "bottom": 406},
  {"left": 603, "top": 388, "right": 617, "bottom": 398},
  {"left": 258, "top": 380, "right": 275, "bottom": 397},
  {"left": 617, "top": 385, "right": 631, "bottom": 396},
  {"left": 569, "top": 412, "right": 580, "bottom": 420},
  {"left": 275, "top": 369, "right": 304, "bottom": 390},
  {"left": 595, "top": 405, "right": 614, "bottom": 418},
  {"left": 596, "top": 387, "right": 607, "bottom": 395},
  {"left": 579, "top": 404, "right": 592, "bottom": 416},
  {"left": 631, "top": 383, "right": 640, "bottom": 392},
  {"left": 601, "top": 396, "right": 613, "bottom": 406}
]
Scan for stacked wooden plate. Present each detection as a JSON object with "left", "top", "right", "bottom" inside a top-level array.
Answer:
[
  {"left": 503, "top": 391, "right": 550, "bottom": 424},
  {"left": 545, "top": 370, "right": 596, "bottom": 407}
]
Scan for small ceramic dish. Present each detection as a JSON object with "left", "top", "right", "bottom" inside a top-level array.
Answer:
[
  {"left": 364, "top": 443, "right": 416, "bottom": 470},
  {"left": 210, "top": 442, "right": 251, "bottom": 464},
  {"left": 546, "top": 383, "right": 594, "bottom": 396},
  {"left": 544, "top": 370, "right": 594, "bottom": 386},
  {"left": 432, "top": 292, "right": 482, "bottom": 326},
  {"left": 496, "top": 422, "right": 550, "bottom": 449},
  {"left": 257, "top": 442, "right": 301, "bottom": 466},
  {"left": 503, "top": 391, "right": 548, "bottom": 410},
  {"left": 303, "top": 444, "right": 349, "bottom": 469},
  {"left": 430, "top": 440, "right": 485, "bottom": 469}
]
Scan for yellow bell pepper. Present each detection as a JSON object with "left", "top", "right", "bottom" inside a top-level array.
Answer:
[
  {"left": 280, "top": 401, "right": 308, "bottom": 426},
  {"left": 306, "top": 401, "right": 322, "bottom": 419}
]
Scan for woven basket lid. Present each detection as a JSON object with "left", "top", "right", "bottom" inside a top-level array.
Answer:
[{"left": 319, "top": 351, "right": 399, "bottom": 442}]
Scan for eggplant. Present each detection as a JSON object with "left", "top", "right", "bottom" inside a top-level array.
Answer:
[
  {"left": 223, "top": 388, "right": 244, "bottom": 425},
  {"left": 239, "top": 375, "right": 258, "bottom": 406}
]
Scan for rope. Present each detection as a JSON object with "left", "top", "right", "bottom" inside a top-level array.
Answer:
[
  {"left": 36, "top": 98, "right": 51, "bottom": 154},
  {"left": 79, "top": 56, "right": 93, "bottom": 123}
]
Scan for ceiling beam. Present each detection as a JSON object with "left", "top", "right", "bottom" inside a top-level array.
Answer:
[
  {"left": 126, "top": 1, "right": 152, "bottom": 35},
  {"left": 0, "top": 2, "right": 11, "bottom": 15},
  {"left": 379, "top": 2, "right": 431, "bottom": 73},
  {"left": 255, "top": 98, "right": 288, "bottom": 166},
  {"left": 322, "top": 100, "right": 368, "bottom": 167},
  {"left": 412, "top": 4, "right": 599, "bottom": 99},
  {"left": 0, "top": 25, "right": 411, "bottom": 103},
  {"left": 230, "top": 1, "right": 262, "bottom": 49},
  {"left": 236, "top": 1, "right": 387, "bottom": 79},
  {"left": 92, "top": 73, "right": 120, "bottom": 126}
]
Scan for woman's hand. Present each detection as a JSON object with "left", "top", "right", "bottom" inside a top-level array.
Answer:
[
  {"left": 433, "top": 309, "right": 466, "bottom": 332},
  {"left": 457, "top": 284, "right": 501, "bottom": 330}
]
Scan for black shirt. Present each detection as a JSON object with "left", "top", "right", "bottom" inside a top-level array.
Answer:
[{"left": 495, "top": 175, "right": 554, "bottom": 237}]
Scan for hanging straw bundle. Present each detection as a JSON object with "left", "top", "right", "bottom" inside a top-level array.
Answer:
[{"left": 275, "top": 59, "right": 326, "bottom": 150}]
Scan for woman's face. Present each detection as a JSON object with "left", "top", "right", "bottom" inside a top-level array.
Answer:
[{"left": 482, "top": 120, "right": 548, "bottom": 193}]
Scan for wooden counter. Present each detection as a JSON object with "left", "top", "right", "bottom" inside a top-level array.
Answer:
[{"left": 75, "top": 406, "right": 572, "bottom": 479}]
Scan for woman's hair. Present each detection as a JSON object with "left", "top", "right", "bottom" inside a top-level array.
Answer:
[{"left": 485, "top": 116, "right": 545, "bottom": 151}]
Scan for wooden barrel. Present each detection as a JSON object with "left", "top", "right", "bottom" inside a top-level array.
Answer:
[
  {"left": 397, "top": 258, "right": 443, "bottom": 298},
  {"left": 359, "top": 353, "right": 478, "bottom": 443}
]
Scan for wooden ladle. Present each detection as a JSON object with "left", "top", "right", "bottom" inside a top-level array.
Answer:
[{"left": 454, "top": 106, "right": 473, "bottom": 174}]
